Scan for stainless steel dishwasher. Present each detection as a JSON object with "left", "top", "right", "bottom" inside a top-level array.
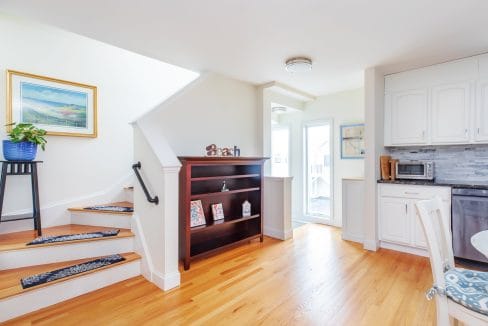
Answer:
[{"left": 452, "top": 188, "right": 488, "bottom": 264}]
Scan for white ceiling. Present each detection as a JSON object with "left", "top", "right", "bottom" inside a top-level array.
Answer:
[{"left": 1, "top": 0, "right": 488, "bottom": 95}]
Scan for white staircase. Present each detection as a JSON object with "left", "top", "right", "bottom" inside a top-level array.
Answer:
[{"left": 0, "top": 197, "right": 141, "bottom": 322}]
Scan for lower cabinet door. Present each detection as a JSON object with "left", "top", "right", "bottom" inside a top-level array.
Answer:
[
  {"left": 412, "top": 205, "right": 427, "bottom": 249},
  {"left": 380, "top": 197, "right": 411, "bottom": 245}
]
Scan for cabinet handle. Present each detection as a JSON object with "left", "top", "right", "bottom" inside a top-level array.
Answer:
[
  {"left": 405, "top": 203, "right": 408, "bottom": 214},
  {"left": 478, "top": 128, "right": 481, "bottom": 135},
  {"left": 465, "top": 129, "right": 468, "bottom": 135},
  {"left": 404, "top": 191, "right": 419, "bottom": 195},
  {"left": 422, "top": 130, "right": 425, "bottom": 139}
]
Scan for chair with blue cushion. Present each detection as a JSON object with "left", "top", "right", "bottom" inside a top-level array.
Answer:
[{"left": 415, "top": 196, "right": 488, "bottom": 326}]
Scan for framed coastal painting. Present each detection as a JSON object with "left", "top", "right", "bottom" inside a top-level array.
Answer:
[
  {"left": 340, "top": 123, "right": 365, "bottom": 159},
  {"left": 7, "top": 70, "right": 97, "bottom": 137}
]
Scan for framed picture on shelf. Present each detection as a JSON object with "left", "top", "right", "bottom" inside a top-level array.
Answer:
[
  {"left": 190, "top": 200, "right": 206, "bottom": 227},
  {"left": 6, "top": 70, "right": 98, "bottom": 138},
  {"left": 340, "top": 123, "right": 365, "bottom": 159},
  {"left": 211, "top": 203, "right": 225, "bottom": 220}
]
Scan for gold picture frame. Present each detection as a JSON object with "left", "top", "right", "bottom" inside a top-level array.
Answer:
[{"left": 6, "top": 70, "right": 98, "bottom": 138}]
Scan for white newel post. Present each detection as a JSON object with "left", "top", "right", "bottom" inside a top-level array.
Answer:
[{"left": 160, "top": 166, "right": 181, "bottom": 290}]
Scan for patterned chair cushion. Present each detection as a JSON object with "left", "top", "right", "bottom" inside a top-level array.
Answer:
[{"left": 444, "top": 268, "right": 488, "bottom": 316}]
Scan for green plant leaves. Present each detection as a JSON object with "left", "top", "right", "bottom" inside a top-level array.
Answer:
[{"left": 6, "top": 123, "right": 47, "bottom": 150}]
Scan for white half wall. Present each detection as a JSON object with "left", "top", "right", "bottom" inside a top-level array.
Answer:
[
  {"left": 0, "top": 13, "right": 197, "bottom": 230},
  {"left": 133, "top": 125, "right": 180, "bottom": 290}
]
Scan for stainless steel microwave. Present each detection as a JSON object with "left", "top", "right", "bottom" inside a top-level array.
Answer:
[{"left": 396, "top": 161, "right": 434, "bottom": 180}]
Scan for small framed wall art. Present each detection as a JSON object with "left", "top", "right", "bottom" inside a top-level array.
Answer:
[
  {"left": 190, "top": 200, "right": 206, "bottom": 227},
  {"left": 340, "top": 123, "right": 365, "bottom": 159},
  {"left": 211, "top": 203, "right": 225, "bottom": 221},
  {"left": 6, "top": 70, "right": 98, "bottom": 138}
]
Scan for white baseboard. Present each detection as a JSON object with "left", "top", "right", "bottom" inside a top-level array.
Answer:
[
  {"left": 363, "top": 239, "right": 379, "bottom": 251},
  {"left": 264, "top": 226, "right": 293, "bottom": 240},
  {"left": 131, "top": 214, "right": 153, "bottom": 282},
  {"left": 380, "top": 241, "right": 429, "bottom": 257},
  {"left": 152, "top": 270, "right": 180, "bottom": 291},
  {"left": 342, "top": 233, "right": 363, "bottom": 244},
  {"left": 0, "top": 260, "right": 140, "bottom": 322},
  {"left": 0, "top": 237, "right": 134, "bottom": 270}
]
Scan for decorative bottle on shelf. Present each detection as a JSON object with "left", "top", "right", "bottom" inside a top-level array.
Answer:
[
  {"left": 242, "top": 200, "right": 251, "bottom": 217},
  {"left": 221, "top": 180, "right": 229, "bottom": 192}
]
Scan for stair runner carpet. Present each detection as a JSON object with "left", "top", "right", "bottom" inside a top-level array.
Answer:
[
  {"left": 27, "top": 229, "right": 120, "bottom": 245},
  {"left": 20, "top": 254, "right": 126, "bottom": 289},
  {"left": 83, "top": 205, "right": 134, "bottom": 213}
]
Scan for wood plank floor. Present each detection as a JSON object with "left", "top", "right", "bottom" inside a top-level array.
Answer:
[
  {"left": 3, "top": 224, "right": 436, "bottom": 325},
  {"left": 0, "top": 225, "right": 133, "bottom": 252}
]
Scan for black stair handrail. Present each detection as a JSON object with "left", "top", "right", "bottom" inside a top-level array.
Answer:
[{"left": 132, "top": 162, "right": 159, "bottom": 205}]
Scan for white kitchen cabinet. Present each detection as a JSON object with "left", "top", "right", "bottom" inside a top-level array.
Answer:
[
  {"left": 378, "top": 184, "right": 451, "bottom": 256},
  {"left": 431, "top": 82, "right": 471, "bottom": 144},
  {"left": 379, "top": 197, "right": 410, "bottom": 245},
  {"left": 383, "top": 54, "right": 488, "bottom": 146},
  {"left": 385, "top": 89, "right": 429, "bottom": 146},
  {"left": 342, "top": 178, "right": 364, "bottom": 243},
  {"left": 475, "top": 79, "right": 488, "bottom": 142},
  {"left": 412, "top": 209, "right": 427, "bottom": 249}
]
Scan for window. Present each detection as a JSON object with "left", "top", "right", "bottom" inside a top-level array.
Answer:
[{"left": 271, "top": 126, "right": 290, "bottom": 177}]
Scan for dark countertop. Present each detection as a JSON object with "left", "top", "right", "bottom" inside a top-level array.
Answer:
[{"left": 377, "top": 179, "right": 488, "bottom": 190}]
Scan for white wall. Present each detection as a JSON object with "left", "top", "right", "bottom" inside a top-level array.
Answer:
[
  {"left": 141, "top": 73, "right": 259, "bottom": 156},
  {"left": 0, "top": 14, "right": 197, "bottom": 231},
  {"left": 278, "top": 88, "right": 365, "bottom": 226},
  {"left": 363, "top": 67, "right": 385, "bottom": 251}
]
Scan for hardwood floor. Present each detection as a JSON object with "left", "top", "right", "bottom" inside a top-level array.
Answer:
[{"left": 3, "top": 224, "right": 436, "bottom": 325}]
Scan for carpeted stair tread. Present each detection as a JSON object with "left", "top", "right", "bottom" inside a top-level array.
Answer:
[
  {"left": 27, "top": 229, "right": 120, "bottom": 245},
  {"left": 0, "top": 252, "right": 140, "bottom": 300},
  {"left": 0, "top": 225, "right": 134, "bottom": 252},
  {"left": 68, "top": 201, "right": 133, "bottom": 215}
]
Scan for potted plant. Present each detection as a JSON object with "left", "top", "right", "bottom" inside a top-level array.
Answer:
[{"left": 3, "top": 123, "right": 47, "bottom": 161}]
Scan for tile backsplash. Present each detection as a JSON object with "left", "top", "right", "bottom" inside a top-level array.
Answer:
[{"left": 387, "top": 145, "right": 488, "bottom": 182}]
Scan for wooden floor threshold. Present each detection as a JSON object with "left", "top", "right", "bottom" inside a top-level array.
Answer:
[
  {"left": 68, "top": 201, "right": 133, "bottom": 216},
  {"left": 0, "top": 224, "right": 134, "bottom": 252},
  {"left": 0, "top": 252, "right": 140, "bottom": 300}
]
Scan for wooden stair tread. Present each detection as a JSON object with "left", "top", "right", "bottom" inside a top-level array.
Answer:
[
  {"left": 0, "top": 252, "right": 140, "bottom": 300},
  {"left": 0, "top": 224, "right": 134, "bottom": 252},
  {"left": 68, "top": 201, "right": 133, "bottom": 216}
]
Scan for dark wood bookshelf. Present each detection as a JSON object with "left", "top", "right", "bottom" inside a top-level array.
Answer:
[
  {"left": 178, "top": 156, "right": 268, "bottom": 270},
  {"left": 190, "top": 214, "right": 260, "bottom": 234},
  {"left": 191, "top": 173, "right": 260, "bottom": 182},
  {"left": 190, "top": 187, "right": 260, "bottom": 199}
]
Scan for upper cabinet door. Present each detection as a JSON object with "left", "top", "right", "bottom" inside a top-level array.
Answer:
[
  {"left": 387, "top": 89, "right": 429, "bottom": 146},
  {"left": 475, "top": 80, "right": 488, "bottom": 142},
  {"left": 431, "top": 82, "right": 471, "bottom": 144}
]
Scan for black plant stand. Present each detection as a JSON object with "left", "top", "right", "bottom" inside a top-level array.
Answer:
[{"left": 0, "top": 161, "right": 42, "bottom": 235}]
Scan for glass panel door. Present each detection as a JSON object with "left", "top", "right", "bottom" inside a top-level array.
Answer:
[
  {"left": 305, "top": 121, "right": 332, "bottom": 219},
  {"left": 271, "top": 126, "right": 290, "bottom": 177}
]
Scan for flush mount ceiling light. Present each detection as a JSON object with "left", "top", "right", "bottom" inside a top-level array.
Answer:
[
  {"left": 285, "top": 57, "right": 313, "bottom": 73},
  {"left": 272, "top": 106, "right": 287, "bottom": 113}
]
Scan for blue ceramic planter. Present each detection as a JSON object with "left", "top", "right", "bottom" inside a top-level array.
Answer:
[{"left": 3, "top": 140, "right": 38, "bottom": 161}]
